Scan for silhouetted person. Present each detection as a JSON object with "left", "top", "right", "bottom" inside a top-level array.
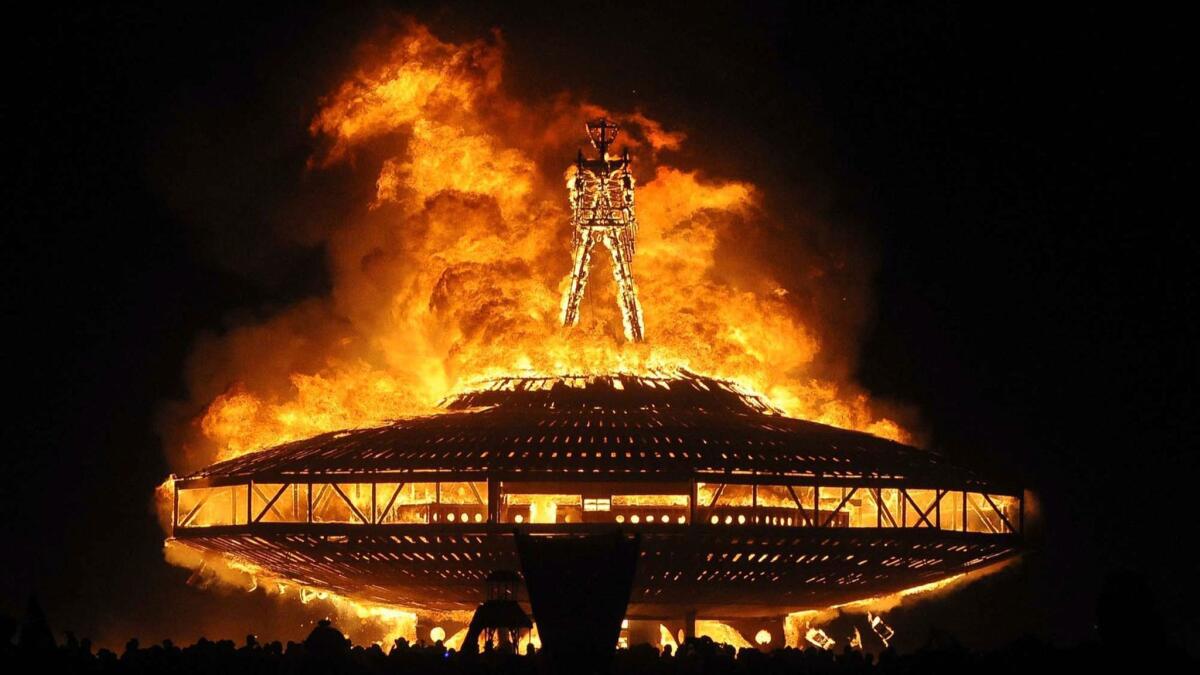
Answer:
[
  {"left": 878, "top": 644, "right": 897, "bottom": 666},
  {"left": 303, "top": 619, "right": 348, "bottom": 657},
  {"left": 3, "top": 609, "right": 1191, "bottom": 674}
]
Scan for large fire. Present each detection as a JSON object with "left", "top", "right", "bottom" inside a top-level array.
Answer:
[
  {"left": 155, "top": 18, "right": 958, "bottom": 650},
  {"left": 162, "top": 19, "right": 906, "bottom": 474}
]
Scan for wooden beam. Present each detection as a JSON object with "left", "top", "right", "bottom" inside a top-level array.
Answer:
[
  {"left": 252, "top": 483, "right": 289, "bottom": 523},
  {"left": 708, "top": 483, "right": 725, "bottom": 508},
  {"left": 467, "top": 481, "right": 484, "bottom": 506},
  {"left": 377, "top": 483, "right": 405, "bottom": 524},
  {"left": 822, "top": 487, "right": 858, "bottom": 528},
  {"left": 179, "top": 490, "right": 212, "bottom": 528},
  {"left": 330, "top": 483, "right": 369, "bottom": 524},
  {"left": 901, "top": 490, "right": 934, "bottom": 528},
  {"left": 967, "top": 495, "right": 1000, "bottom": 534},
  {"left": 787, "top": 485, "right": 812, "bottom": 527},
  {"left": 982, "top": 493, "right": 1017, "bottom": 534},
  {"left": 488, "top": 477, "right": 499, "bottom": 524},
  {"left": 689, "top": 478, "right": 697, "bottom": 525}
]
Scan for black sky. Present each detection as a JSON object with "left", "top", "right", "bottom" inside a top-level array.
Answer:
[{"left": 2, "top": 1, "right": 1195, "bottom": 653}]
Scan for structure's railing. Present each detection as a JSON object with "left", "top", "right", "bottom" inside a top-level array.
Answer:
[{"left": 173, "top": 478, "right": 1022, "bottom": 536}]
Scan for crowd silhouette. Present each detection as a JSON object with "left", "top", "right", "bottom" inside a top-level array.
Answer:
[{"left": 2, "top": 596, "right": 1192, "bottom": 674}]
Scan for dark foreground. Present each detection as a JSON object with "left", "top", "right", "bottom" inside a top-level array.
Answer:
[{"left": 4, "top": 615, "right": 1194, "bottom": 675}]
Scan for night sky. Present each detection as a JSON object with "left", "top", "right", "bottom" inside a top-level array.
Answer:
[{"left": 3, "top": 2, "right": 1194, "bottom": 653}]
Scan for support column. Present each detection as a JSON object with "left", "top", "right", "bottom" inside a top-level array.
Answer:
[
  {"left": 488, "top": 477, "right": 500, "bottom": 523},
  {"left": 1019, "top": 490, "right": 1026, "bottom": 535},
  {"left": 689, "top": 479, "right": 697, "bottom": 525},
  {"left": 683, "top": 609, "right": 696, "bottom": 641}
]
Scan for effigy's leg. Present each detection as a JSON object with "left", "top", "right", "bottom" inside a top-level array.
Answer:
[
  {"left": 561, "top": 230, "right": 598, "bottom": 327},
  {"left": 604, "top": 229, "right": 645, "bottom": 342}
]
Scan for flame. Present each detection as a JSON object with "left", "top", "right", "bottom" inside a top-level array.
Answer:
[
  {"left": 443, "top": 627, "right": 468, "bottom": 651},
  {"left": 849, "top": 627, "right": 863, "bottom": 650},
  {"left": 157, "top": 18, "right": 927, "bottom": 639},
  {"left": 658, "top": 624, "right": 678, "bottom": 652},
  {"left": 611, "top": 494, "right": 689, "bottom": 507},
  {"left": 518, "top": 624, "right": 542, "bottom": 648},
  {"left": 830, "top": 558, "right": 1019, "bottom": 614},
  {"left": 162, "top": 19, "right": 909, "bottom": 473},
  {"left": 784, "top": 558, "right": 1020, "bottom": 648},
  {"left": 164, "top": 539, "right": 422, "bottom": 647},
  {"left": 518, "top": 624, "right": 542, "bottom": 654},
  {"left": 697, "top": 621, "right": 753, "bottom": 649},
  {"left": 527, "top": 497, "right": 557, "bottom": 524}
]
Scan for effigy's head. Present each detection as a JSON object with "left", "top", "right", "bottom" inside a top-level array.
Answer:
[{"left": 586, "top": 117, "right": 620, "bottom": 152}]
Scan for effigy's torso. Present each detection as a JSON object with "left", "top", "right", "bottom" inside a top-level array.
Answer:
[{"left": 570, "top": 160, "right": 636, "bottom": 229}]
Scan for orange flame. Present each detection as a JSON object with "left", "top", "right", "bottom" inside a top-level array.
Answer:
[
  {"left": 163, "top": 539, "right": 432, "bottom": 648},
  {"left": 783, "top": 558, "right": 1020, "bottom": 648},
  {"left": 164, "top": 20, "right": 906, "bottom": 481}
]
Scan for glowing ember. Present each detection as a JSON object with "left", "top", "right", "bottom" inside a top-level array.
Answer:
[
  {"left": 868, "top": 612, "right": 895, "bottom": 648},
  {"left": 850, "top": 627, "right": 863, "bottom": 650},
  {"left": 805, "top": 626, "right": 836, "bottom": 651}
]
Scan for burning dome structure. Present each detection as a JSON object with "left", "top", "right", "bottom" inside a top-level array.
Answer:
[
  {"left": 168, "top": 371, "right": 1023, "bottom": 622},
  {"left": 163, "top": 103, "right": 1023, "bottom": 648}
]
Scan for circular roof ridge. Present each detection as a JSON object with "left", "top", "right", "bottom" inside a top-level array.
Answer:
[{"left": 179, "top": 373, "right": 1001, "bottom": 490}]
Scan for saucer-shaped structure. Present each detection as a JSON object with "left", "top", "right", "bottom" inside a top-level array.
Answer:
[{"left": 168, "top": 373, "right": 1023, "bottom": 619}]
